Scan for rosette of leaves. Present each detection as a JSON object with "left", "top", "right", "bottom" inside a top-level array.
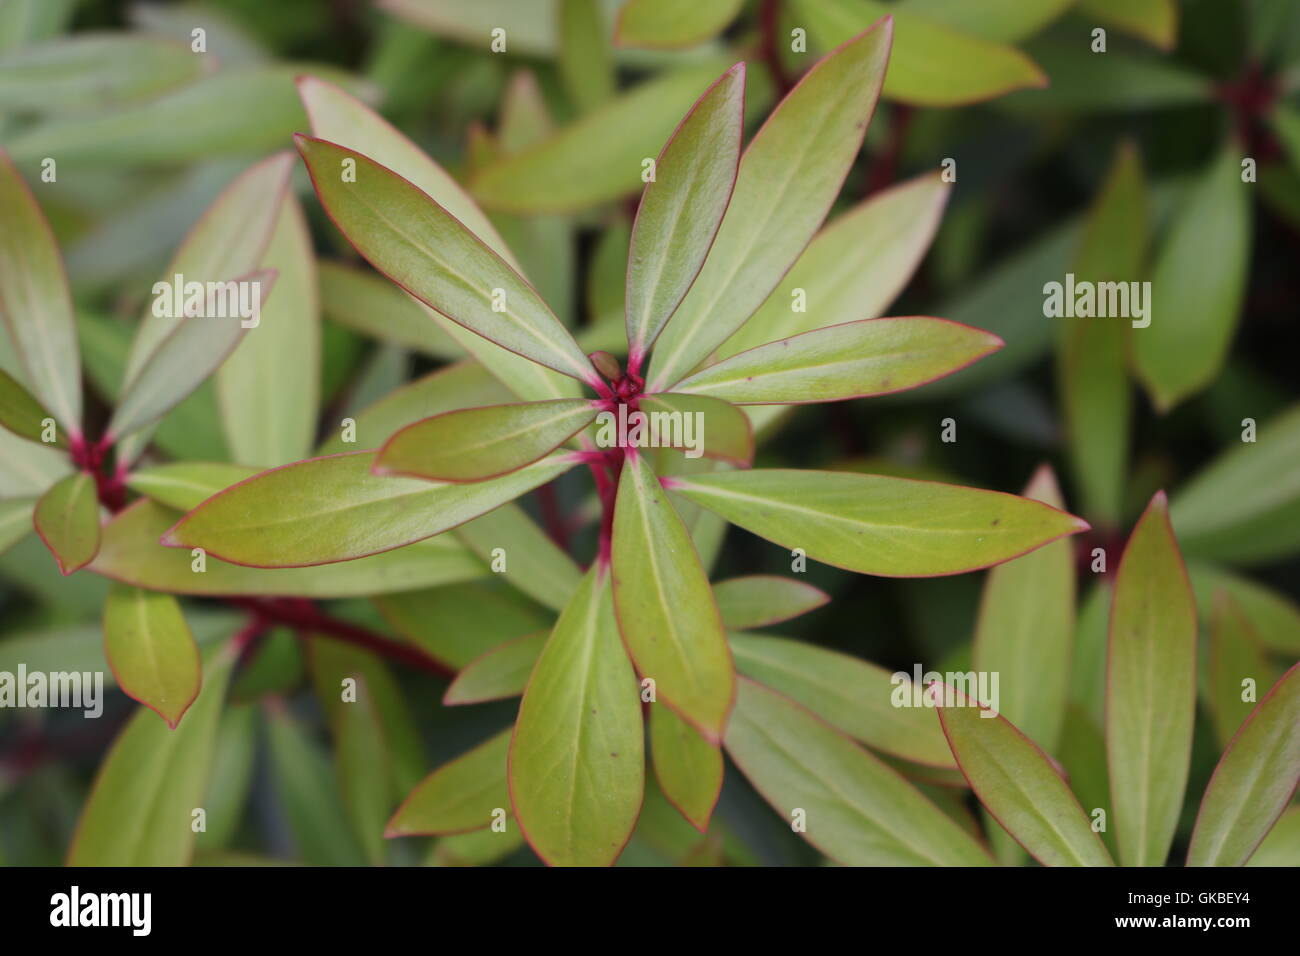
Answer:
[{"left": 127, "top": 18, "right": 1095, "bottom": 866}]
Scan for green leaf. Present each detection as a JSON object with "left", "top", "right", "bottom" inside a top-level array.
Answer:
[
  {"left": 1171, "top": 403, "right": 1300, "bottom": 565},
  {"left": 971, "top": 466, "right": 1075, "bottom": 753},
  {"left": 650, "top": 702, "right": 723, "bottom": 832},
  {"left": 625, "top": 63, "right": 743, "bottom": 362},
  {"left": 612, "top": 452, "right": 734, "bottom": 740},
  {"left": 1000, "top": 42, "right": 1210, "bottom": 112},
  {"left": 444, "top": 631, "right": 547, "bottom": 705},
  {"left": 936, "top": 685, "right": 1114, "bottom": 867},
  {"left": 195, "top": 704, "right": 257, "bottom": 851},
  {"left": 0, "top": 367, "right": 63, "bottom": 446},
  {"left": 387, "top": 729, "right": 511, "bottom": 836},
  {"left": 713, "top": 576, "right": 829, "bottom": 630},
  {"left": 316, "top": 360, "right": 513, "bottom": 456},
  {"left": 5, "top": 65, "right": 374, "bottom": 166},
  {"left": 379, "top": 0, "right": 563, "bottom": 56},
  {"left": 1058, "top": 142, "right": 1146, "bottom": 527},
  {"left": 469, "top": 58, "right": 734, "bottom": 213},
  {"left": 126, "top": 461, "right": 260, "bottom": 512},
  {"left": 376, "top": 399, "right": 596, "bottom": 482},
  {"left": 163, "top": 451, "right": 575, "bottom": 568},
  {"left": 1247, "top": 805, "right": 1300, "bottom": 867},
  {"left": 559, "top": 0, "right": 614, "bottom": 110},
  {"left": 676, "top": 316, "right": 1001, "bottom": 405},
  {"left": 648, "top": 21, "right": 891, "bottom": 389},
  {"left": 722, "top": 172, "right": 950, "bottom": 358},
  {"left": 1188, "top": 562, "right": 1300, "bottom": 654},
  {"left": 666, "top": 468, "right": 1088, "bottom": 577},
  {"left": 118, "top": 151, "right": 294, "bottom": 464},
  {"left": 299, "top": 75, "right": 578, "bottom": 403},
  {"left": 1207, "top": 592, "right": 1274, "bottom": 750},
  {"left": 217, "top": 195, "right": 318, "bottom": 467},
  {"left": 375, "top": 581, "right": 549, "bottom": 669},
  {"left": 296, "top": 135, "right": 597, "bottom": 387},
  {"left": 0, "top": 33, "right": 211, "bottom": 112},
  {"left": 34, "top": 471, "right": 99, "bottom": 575},
  {"left": 92, "top": 499, "right": 485, "bottom": 598},
  {"left": 615, "top": 0, "right": 745, "bottom": 48},
  {"left": 1077, "top": 0, "right": 1178, "bottom": 49},
  {"left": 321, "top": 673, "right": 389, "bottom": 863},
  {"left": 1106, "top": 491, "right": 1197, "bottom": 866},
  {"left": 68, "top": 649, "right": 233, "bottom": 866},
  {"left": 724, "top": 678, "right": 993, "bottom": 865},
  {"left": 107, "top": 267, "right": 276, "bottom": 442},
  {"left": 901, "top": 0, "right": 1073, "bottom": 43},
  {"left": 510, "top": 568, "right": 643, "bottom": 866},
  {"left": 454, "top": 502, "right": 583, "bottom": 612},
  {"left": 103, "top": 584, "right": 201, "bottom": 729},
  {"left": 0, "top": 408, "right": 70, "bottom": 499},
  {"left": 0, "top": 496, "right": 34, "bottom": 556},
  {"left": 730, "top": 632, "right": 956, "bottom": 768},
  {"left": 318, "top": 260, "right": 464, "bottom": 359},
  {"left": 1187, "top": 663, "right": 1300, "bottom": 866},
  {"left": 795, "top": 0, "right": 1046, "bottom": 106},
  {"left": 1134, "top": 143, "right": 1251, "bottom": 412},
  {"left": 635, "top": 393, "right": 754, "bottom": 465},
  {"left": 0, "top": 147, "right": 82, "bottom": 435},
  {"left": 263, "top": 705, "right": 369, "bottom": 866}
]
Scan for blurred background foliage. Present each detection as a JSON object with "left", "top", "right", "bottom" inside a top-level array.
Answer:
[{"left": 0, "top": 0, "right": 1297, "bottom": 866}]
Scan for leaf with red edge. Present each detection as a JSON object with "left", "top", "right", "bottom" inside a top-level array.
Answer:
[
  {"left": 712, "top": 576, "right": 829, "bottom": 630},
  {"left": 103, "top": 584, "right": 201, "bottom": 728},
  {"left": 34, "top": 471, "right": 99, "bottom": 574},
  {"left": 635, "top": 393, "right": 753, "bottom": 466},
  {"left": 386, "top": 728, "right": 511, "bottom": 837},
  {"left": 650, "top": 702, "right": 723, "bottom": 832},
  {"left": 443, "top": 631, "right": 547, "bottom": 706},
  {"left": 1106, "top": 491, "right": 1197, "bottom": 866},
  {"left": 936, "top": 682, "right": 1114, "bottom": 867}
]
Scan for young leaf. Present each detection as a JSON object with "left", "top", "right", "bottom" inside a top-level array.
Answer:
[
  {"left": 1187, "top": 663, "right": 1300, "bottom": 867},
  {"left": 712, "top": 576, "right": 829, "bottom": 630},
  {"left": 647, "top": 19, "right": 892, "bottom": 389},
  {"left": 510, "top": 568, "right": 644, "bottom": 867},
  {"left": 468, "top": 58, "right": 734, "bottom": 213},
  {"left": 163, "top": 451, "right": 576, "bottom": 568},
  {"left": 217, "top": 194, "right": 319, "bottom": 467},
  {"left": 376, "top": 399, "right": 597, "bottom": 482},
  {"left": 794, "top": 0, "right": 1046, "bottom": 106},
  {"left": 1058, "top": 142, "right": 1146, "bottom": 527},
  {"left": 665, "top": 468, "right": 1088, "bottom": 577},
  {"left": 1106, "top": 491, "right": 1197, "bottom": 867},
  {"left": 387, "top": 729, "right": 511, "bottom": 837},
  {"left": 103, "top": 584, "right": 202, "bottom": 729},
  {"left": 298, "top": 75, "right": 578, "bottom": 404},
  {"left": 444, "top": 631, "right": 547, "bottom": 706},
  {"left": 674, "top": 317, "right": 1002, "bottom": 405},
  {"left": 725, "top": 678, "right": 993, "bottom": 865},
  {"left": 971, "top": 466, "right": 1075, "bottom": 753},
  {"left": 34, "top": 471, "right": 100, "bottom": 575},
  {"left": 625, "top": 63, "right": 743, "bottom": 364},
  {"left": 729, "top": 633, "right": 956, "bottom": 768},
  {"left": 650, "top": 703, "right": 723, "bottom": 832},
  {"left": 0, "top": 147, "right": 82, "bottom": 435},
  {"left": 635, "top": 393, "right": 754, "bottom": 466},
  {"left": 296, "top": 135, "right": 597, "bottom": 387},
  {"left": 936, "top": 684, "right": 1114, "bottom": 867},
  {"left": 107, "top": 268, "right": 278, "bottom": 442},
  {"left": 615, "top": 0, "right": 745, "bottom": 49},
  {"left": 1134, "top": 143, "right": 1251, "bottom": 412},
  {"left": 68, "top": 650, "right": 233, "bottom": 865},
  {"left": 1171, "top": 403, "right": 1300, "bottom": 564},
  {"left": 612, "top": 452, "right": 734, "bottom": 741},
  {"left": 94, "top": 499, "right": 485, "bottom": 598},
  {"left": 0, "top": 367, "right": 63, "bottom": 446},
  {"left": 1208, "top": 592, "right": 1273, "bottom": 749}
]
